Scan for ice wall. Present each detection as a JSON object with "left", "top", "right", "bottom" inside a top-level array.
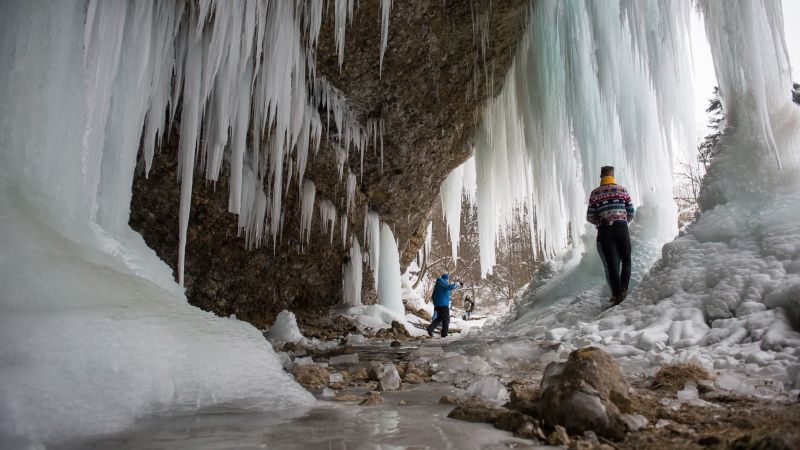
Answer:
[
  {"left": 466, "top": 0, "right": 693, "bottom": 276},
  {"left": 1, "top": 0, "right": 324, "bottom": 443}
]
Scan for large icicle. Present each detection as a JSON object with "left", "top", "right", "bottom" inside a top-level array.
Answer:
[
  {"left": 377, "top": 223, "right": 404, "bottom": 316},
  {"left": 440, "top": 164, "right": 464, "bottom": 265},
  {"left": 379, "top": 0, "right": 392, "bottom": 77},
  {"left": 342, "top": 237, "right": 363, "bottom": 307}
]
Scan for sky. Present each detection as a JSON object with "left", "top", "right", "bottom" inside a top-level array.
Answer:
[{"left": 784, "top": 0, "right": 800, "bottom": 82}]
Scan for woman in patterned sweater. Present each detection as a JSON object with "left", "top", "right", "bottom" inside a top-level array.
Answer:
[{"left": 586, "top": 166, "right": 635, "bottom": 306}]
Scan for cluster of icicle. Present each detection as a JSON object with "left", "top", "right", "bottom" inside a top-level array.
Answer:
[
  {"left": 438, "top": 0, "right": 697, "bottom": 277},
  {"left": 81, "top": 0, "right": 393, "bottom": 286}
]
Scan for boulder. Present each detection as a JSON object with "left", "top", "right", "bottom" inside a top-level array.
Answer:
[{"left": 539, "top": 347, "right": 630, "bottom": 440}]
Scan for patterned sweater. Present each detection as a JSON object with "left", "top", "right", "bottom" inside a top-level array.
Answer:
[{"left": 586, "top": 178, "right": 635, "bottom": 227}]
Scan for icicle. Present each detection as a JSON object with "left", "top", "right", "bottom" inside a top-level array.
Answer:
[
  {"left": 319, "top": 199, "right": 337, "bottom": 244},
  {"left": 440, "top": 165, "right": 464, "bottom": 265},
  {"left": 377, "top": 223, "right": 404, "bottom": 315},
  {"left": 177, "top": 22, "right": 203, "bottom": 287},
  {"left": 342, "top": 237, "right": 363, "bottom": 306},
  {"left": 379, "top": 0, "right": 392, "bottom": 77},
  {"left": 365, "top": 210, "right": 381, "bottom": 290},
  {"left": 424, "top": 221, "right": 432, "bottom": 258},
  {"left": 300, "top": 179, "right": 316, "bottom": 245}
]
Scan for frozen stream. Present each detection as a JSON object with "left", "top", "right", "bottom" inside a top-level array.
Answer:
[{"left": 59, "top": 341, "right": 548, "bottom": 450}]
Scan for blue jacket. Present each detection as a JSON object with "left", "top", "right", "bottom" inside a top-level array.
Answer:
[{"left": 431, "top": 276, "right": 459, "bottom": 307}]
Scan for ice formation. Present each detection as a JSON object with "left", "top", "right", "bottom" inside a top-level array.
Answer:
[
  {"left": 465, "top": 0, "right": 694, "bottom": 276},
  {"left": 62, "top": 0, "right": 390, "bottom": 285},
  {"left": 378, "top": 224, "right": 405, "bottom": 316},
  {"left": 440, "top": 164, "right": 464, "bottom": 264},
  {"left": 319, "top": 198, "right": 337, "bottom": 244},
  {"left": 493, "top": 0, "right": 800, "bottom": 395},
  {"left": 365, "top": 210, "right": 382, "bottom": 290},
  {"left": 342, "top": 237, "right": 364, "bottom": 307},
  {"left": 0, "top": 0, "right": 419, "bottom": 442},
  {"left": 300, "top": 179, "right": 316, "bottom": 245},
  {"left": 265, "top": 310, "right": 306, "bottom": 346}
]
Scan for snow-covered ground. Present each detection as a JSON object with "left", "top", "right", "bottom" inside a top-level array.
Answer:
[{"left": 492, "top": 186, "right": 800, "bottom": 398}]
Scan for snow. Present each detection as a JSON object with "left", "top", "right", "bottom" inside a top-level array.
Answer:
[{"left": 265, "top": 310, "right": 306, "bottom": 346}]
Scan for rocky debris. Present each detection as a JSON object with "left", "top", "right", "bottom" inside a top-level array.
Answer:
[
  {"left": 332, "top": 394, "right": 363, "bottom": 402},
  {"left": 375, "top": 321, "right": 411, "bottom": 340},
  {"left": 697, "top": 435, "right": 723, "bottom": 446},
  {"left": 620, "top": 413, "right": 649, "bottom": 432},
  {"left": 546, "top": 425, "right": 570, "bottom": 446},
  {"left": 329, "top": 353, "right": 359, "bottom": 366},
  {"left": 539, "top": 347, "right": 631, "bottom": 440},
  {"left": 390, "top": 340, "right": 402, "bottom": 347},
  {"left": 360, "top": 391, "right": 384, "bottom": 406},
  {"left": 447, "top": 397, "right": 543, "bottom": 440},
  {"left": 729, "top": 434, "right": 794, "bottom": 450},
  {"left": 401, "top": 362, "right": 431, "bottom": 385},
  {"left": 439, "top": 394, "right": 460, "bottom": 405},
  {"left": 292, "top": 364, "right": 330, "bottom": 387},
  {"left": 507, "top": 381, "right": 539, "bottom": 416},
  {"left": 403, "top": 371, "right": 426, "bottom": 384},
  {"left": 379, "top": 363, "right": 402, "bottom": 391},
  {"left": 652, "top": 363, "right": 713, "bottom": 391},
  {"left": 367, "top": 361, "right": 385, "bottom": 381},
  {"left": 351, "top": 367, "right": 369, "bottom": 381}
]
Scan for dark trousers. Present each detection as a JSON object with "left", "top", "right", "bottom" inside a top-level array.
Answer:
[
  {"left": 596, "top": 222, "right": 632, "bottom": 297},
  {"left": 427, "top": 306, "right": 450, "bottom": 337}
]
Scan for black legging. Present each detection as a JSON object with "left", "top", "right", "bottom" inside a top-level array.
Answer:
[
  {"left": 596, "top": 222, "right": 631, "bottom": 297},
  {"left": 427, "top": 306, "right": 450, "bottom": 337}
]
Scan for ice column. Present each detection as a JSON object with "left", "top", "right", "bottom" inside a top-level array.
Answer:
[
  {"left": 342, "top": 237, "right": 363, "bottom": 307},
  {"left": 378, "top": 223, "right": 404, "bottom": 315}
]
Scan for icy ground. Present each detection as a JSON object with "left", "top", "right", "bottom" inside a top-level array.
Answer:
[{"left": 58, "top": 380, "right": 537, "bottom": 450}]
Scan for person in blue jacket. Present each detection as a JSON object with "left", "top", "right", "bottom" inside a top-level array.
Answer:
[{"left": 427, "top": 273, "right": 462, "bottom": 337}]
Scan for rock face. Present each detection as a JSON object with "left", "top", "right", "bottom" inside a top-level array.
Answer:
[
  {"left": 539, "top": 347, "right": 631, "bottom": 440},
  {"left": 129, "top": 0, "right": 527, "bottom": 327}
]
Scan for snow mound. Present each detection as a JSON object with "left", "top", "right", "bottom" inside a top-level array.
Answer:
[
  {"left": 0, "top": 191, "right": 314, "bottom": 444},
  {"left": 265, "top": 310, "right": 305, "bottom": 346}
]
